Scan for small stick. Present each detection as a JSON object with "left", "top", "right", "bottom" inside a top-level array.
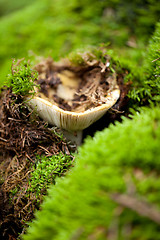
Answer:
[
  {"left": 111, "top": 193, "right": 160, "bottom": 225},
  {"left": 38, "top": 145, "right": 52, "bottom": 155},
  {"left": 26, "top": 153, "right": 34, "bottom": 163},
  {"left": 0, "top": 137, "right": 7, "bottom": 142},
  {"left": 152, "top": 57, "right": 160, "bottom": 62}
]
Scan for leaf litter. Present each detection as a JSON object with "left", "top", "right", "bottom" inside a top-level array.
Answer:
[{"left": 0, "top": 88, "right": 75, "bottom": 239}]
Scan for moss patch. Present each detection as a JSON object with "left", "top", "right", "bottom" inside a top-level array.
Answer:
[
  {"left": 23, "top": 106, "right": 160, "bottom": 240},
  {"left": 128, "top": 22, "right": 160, "bottom": 106},
  {"left": 8, "top": 59, "right": 38, "bottom": 96}
]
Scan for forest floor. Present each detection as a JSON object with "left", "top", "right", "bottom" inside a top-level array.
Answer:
[
  {"left": 0, "top": 88, "right": 75, "bottom": 239},
  {"left": 0, "top": 54, "right": 131, "bottom": 239}
]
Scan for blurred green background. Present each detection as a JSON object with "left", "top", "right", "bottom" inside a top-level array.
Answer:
[{"left": 0, "top": 0, "right": 159, "bottom": 87}]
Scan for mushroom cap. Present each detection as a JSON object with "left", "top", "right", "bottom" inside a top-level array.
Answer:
[{"left": 27, "top": 87, "right": 120, "bottom": 131}]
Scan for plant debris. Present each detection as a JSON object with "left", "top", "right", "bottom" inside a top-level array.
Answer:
[
  {"left": 34, "top": 51, "right": 125, "bottom": 113},
  {"left": 0, "top": 88, "right": 75, "bottom": 240}
]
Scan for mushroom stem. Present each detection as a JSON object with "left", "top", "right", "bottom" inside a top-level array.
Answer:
[{"left": 62, "top": 130, "right": 83, "bottom": 146}]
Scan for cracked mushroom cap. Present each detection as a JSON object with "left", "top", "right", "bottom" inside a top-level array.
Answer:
[{"left": 27, "top": 61, "right": 120, "bottom": 132}]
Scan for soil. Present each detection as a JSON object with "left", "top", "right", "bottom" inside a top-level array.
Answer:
[{"left": 0, "top": 88, "right": 75, "bottom": 240}]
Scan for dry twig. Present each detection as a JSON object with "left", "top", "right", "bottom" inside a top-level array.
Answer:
[{"left": 111, "top": 193, "right": 160, "bottom": 225}]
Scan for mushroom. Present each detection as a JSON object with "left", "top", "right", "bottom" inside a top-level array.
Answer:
[{"left": 27, "top": 62, "right": 120, "bottom": 145}]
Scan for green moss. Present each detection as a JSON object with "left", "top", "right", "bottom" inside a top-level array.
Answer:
[
  {"left": 127, "top": 22, "right": 160, "bottom": 107},
  {"left": 23, "top": 106, "right": 160, "bottom": 240},
  {"left": 145, "top": 22, "right": 160, "bottom": 101},
  {"left": 8, "top": 59, "right": 38, "bottom": 96},
  {"left": 27, "top": 153, "right": 73, "bottom": 198}
]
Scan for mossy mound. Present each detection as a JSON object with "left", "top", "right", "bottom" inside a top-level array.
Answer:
[{"left": 23, "top": 105, "right": 160, "bottom": 240}]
